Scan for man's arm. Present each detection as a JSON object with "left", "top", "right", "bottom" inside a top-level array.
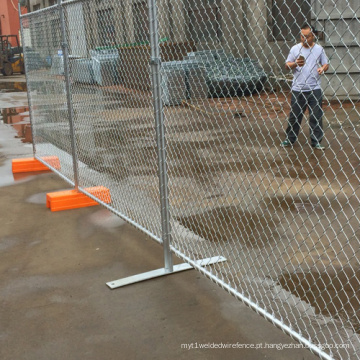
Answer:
[
  {"left": 317, "top": 63, "right": 329, "bottom": 75},
  {"left": 285, "top": 47, "right": 296, "bottom": 70},
  {"left": 318, "top": 48, "right": 329, "bottom": 74},
  {"left": 286, "top": 57, "right": 305, "bottom": 70},
  {"left": 285, "top": 61, "right": 297, "bottom": 70}
]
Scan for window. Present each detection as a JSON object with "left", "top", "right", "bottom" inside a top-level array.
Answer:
[
  {"left": 133, "top": 1, "right": 149, "bottom": 43},
  {"left": 51, "top": 19, "right": 60, "bottom": 47},
  {"left": 120, "top": 1, "right": 128, "bottom": 44},
  {"left": 271, "top": 0, "right": 311, "bottom": 41},
  {"left": 32, "top": 4, "right": 41, "bottom": 11},
  {"left": 97, "top": 8, "right": 115, "bottom": 46},
  {"left": 185, "top": 0, "right": 222, "bottom": 43}
]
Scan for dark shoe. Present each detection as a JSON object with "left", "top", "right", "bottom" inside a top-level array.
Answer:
[
  {"left": 280, "top": 140, "right": 292, "bottom": 147},
  {"left": 312, "top": 143, "right": 325, "bottom": 150}
]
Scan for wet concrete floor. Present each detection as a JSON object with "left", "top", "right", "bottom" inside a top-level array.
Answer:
[
  {"left": 0, "top": 77, "right": 31, "bottom": 145},
  {"left": 0, "top": 106, "right": 32, "bottom": 144},
  {"left": 0, "top": 75, "right": 320, "bottom": 360},
  {"left": 21, "top": 71, "right": 360, "bottom": 354},
  {"left": 167, "top": 96, "right": 360, "bottom": 339}
]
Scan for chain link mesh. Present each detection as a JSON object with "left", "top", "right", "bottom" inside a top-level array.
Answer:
[
  {"left": 21, "top": 5, "right": 75, "bottom": 182},
  {"left": 21, "top": 0, "right": 360, "bottom": 358},
  {"left": 62, "top": 1, "right": 162, "bottom": 238}
]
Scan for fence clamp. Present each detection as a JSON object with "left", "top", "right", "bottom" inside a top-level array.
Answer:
[{"left": 150, "top": 57, "right": 161, "bottom": 66}]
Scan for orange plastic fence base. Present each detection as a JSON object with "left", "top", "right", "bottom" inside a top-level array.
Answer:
[
  {"left": 12, "top": 156, "right": 60, "bottom": 173},
  {"left": 46, "top": 186, "right": 111, "bottom": 212}
]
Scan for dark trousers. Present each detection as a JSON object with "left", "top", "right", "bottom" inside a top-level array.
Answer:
[{"left": 286, "top": 89, "right": 324, "bottom": 146}]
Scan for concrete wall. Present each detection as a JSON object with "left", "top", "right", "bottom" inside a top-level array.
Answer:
[
  {"left": 118, "top": 41, "right": 196, "bottom": 91},
  {"left": 66, "top": 3, "right": 87, "bottom": 57},
  {"left": 312, "top": 0, "right": 360, "bottom": 99},
  {"left": 26, "top": 0, "right": 359, "bottom": 99},
  {"left": 219, "top": 0, "right": 360, "bottom": 99}
]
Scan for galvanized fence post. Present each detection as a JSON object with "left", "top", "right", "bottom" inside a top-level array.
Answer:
[
  {"left": 58, "top": 0, "right": 79, "bottom": 190},
  {"left": 148, "top": 0, "right": 173, "bottom": 273}
]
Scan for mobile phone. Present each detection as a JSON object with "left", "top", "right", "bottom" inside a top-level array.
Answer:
[{"left": 298, "top": 55, "right": 305, "bottom": 61}]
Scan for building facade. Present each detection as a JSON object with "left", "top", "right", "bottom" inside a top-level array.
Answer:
[
  {"left": 0, "top": 0, "right": 27, "bottom": 45},
  {"left": 27, "top": 0, "right": 360, "bottom": 99}
]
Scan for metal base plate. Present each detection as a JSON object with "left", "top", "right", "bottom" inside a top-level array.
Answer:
[{"left": 107, "top": 256, "right": 227, "bottom": 289}]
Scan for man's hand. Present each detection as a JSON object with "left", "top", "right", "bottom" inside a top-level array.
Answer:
[
  {"left": 285, "top": 57, "right": 305, "bottom": 69},
  {"left": 317, "top": 64, "right": 329, "bottom": 75},
  {"left": 296, "top": 56, "right": 305, "bottom": 67}
]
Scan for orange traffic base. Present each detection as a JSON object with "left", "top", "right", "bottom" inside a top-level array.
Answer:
[
  {"left": 12, "top": 156, "right": 60, "bottom": 173},
  {"left": 46, "top": 186, "right": 111, "bottom": 212}
]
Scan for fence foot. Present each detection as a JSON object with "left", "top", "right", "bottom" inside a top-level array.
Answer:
[
  {"left": 12, "top": 156, "right": 60, "bottom": 173},
  {"left": 106, "top": 256, "right": 227, "bottom": 289},
  {"left": 46, "top": 186, "right": 111, "bottom": 212}
]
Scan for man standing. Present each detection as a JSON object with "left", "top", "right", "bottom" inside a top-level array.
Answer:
[{"left": 281, "top": 24, "right": 329, "bottom": 150}]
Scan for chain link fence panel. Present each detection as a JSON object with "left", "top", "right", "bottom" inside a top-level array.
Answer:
[
  {"left": 21, "top": 5, "right": 76, "bottom": 183},
  {"left": 159, "top": 0, "right": 360, "bottom": 358},
  {"left": 21, "top": 0, "right": 360, "bottom": 358},
  {"left": 62, "top": 0, "right": 163, "bottom": 239}
]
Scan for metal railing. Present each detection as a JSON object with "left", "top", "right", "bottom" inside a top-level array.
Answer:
[{"left": 20, "top": 0, "right": 360, "bottom": 358}]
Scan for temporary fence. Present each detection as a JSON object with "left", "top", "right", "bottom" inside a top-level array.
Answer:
[{"left": 19, "top": 0, "right": 360, "bottom": 359}]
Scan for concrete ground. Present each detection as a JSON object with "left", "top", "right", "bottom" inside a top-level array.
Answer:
[{"left": 0, "top": 74, "right": 320, "bottom": 360}]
